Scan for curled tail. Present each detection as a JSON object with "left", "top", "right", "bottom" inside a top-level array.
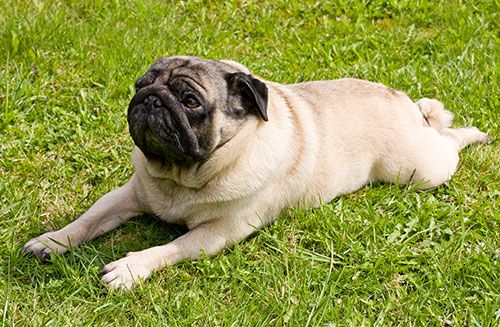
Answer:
[{"left": 415, "top": 98, "right": 454, "bottom": 131}]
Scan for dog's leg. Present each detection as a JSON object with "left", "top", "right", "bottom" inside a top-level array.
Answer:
[
  {"left": 23, "top": 175, "right": 143, "bottom": 259},
  {"left": 372, "top": 126, "right": 489, "bottom": 189},
  {"left": 100, "top": 217, "right": 258, "bottom": 290},
  {"left": 441, "top": 126, "right": 491, "bottom": 151}
]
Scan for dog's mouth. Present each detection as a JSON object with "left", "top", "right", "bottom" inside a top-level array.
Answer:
[{"left": 127, "top": 86, "right": 205, "bottom": 165}]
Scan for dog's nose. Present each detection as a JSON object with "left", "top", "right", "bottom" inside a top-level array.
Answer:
[{"left": 144, "top": 95, "right": 163, "bottom": 109}]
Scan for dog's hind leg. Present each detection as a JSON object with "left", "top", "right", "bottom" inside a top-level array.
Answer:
[
  {"left": 441, "top": 126, "right": 491, "bottom": 151},
  {"left": 371, "top": 100, "right": 489, "bottom": 189}
]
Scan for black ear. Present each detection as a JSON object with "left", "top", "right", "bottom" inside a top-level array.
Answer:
[{"left": 227, "top": 72, "right": 269, "bottom": 121}]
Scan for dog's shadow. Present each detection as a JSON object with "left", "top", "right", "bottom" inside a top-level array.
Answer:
[{"left": 90, "top": 214, "right": 188, "bottom": 262}]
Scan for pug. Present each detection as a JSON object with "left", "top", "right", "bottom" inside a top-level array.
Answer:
[{"left": 23, "top": 56, "right": 490, "bottom": 290}]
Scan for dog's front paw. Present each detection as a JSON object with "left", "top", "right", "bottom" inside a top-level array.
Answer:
[
  {"left": 100, "top": 252, "right": 155, "bottom": 291},
  {"left": 23, "top": 232, "right": 69, "bottom": 260}
]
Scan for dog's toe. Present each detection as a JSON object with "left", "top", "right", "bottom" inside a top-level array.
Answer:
[
  {"left": 23, "top": 239, "right": 47, "bottom": 257},
  {"left": 100, "top": 253, "right": 154, "bottom": 291}
]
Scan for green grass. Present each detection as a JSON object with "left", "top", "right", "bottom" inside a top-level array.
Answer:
[{"left": 1, "top": 0, "right": 499, "bottom": 325}]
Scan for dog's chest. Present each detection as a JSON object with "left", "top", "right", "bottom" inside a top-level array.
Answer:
[
  {"left": 145, "top": 187, "right": 199, "bottom": 224},
  {"left": 141, "top": 180, "right": 235, "bottom": 228}
]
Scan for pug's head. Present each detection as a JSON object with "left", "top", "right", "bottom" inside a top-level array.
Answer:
[{"left": 127, "top": 56, "right": 268, "bottom": 166}]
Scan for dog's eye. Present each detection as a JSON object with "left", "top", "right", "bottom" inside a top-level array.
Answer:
[{"left": 182, "top": 96, "right": 200, "bottom": 109}]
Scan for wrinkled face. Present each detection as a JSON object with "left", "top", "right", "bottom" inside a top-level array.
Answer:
[{"left": 127, "top": 56, "right": 268, "bottom": 166}]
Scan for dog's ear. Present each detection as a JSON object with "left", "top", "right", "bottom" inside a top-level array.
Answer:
[{"left": 227, "top": 72, "right": 268, "bottom": 121}]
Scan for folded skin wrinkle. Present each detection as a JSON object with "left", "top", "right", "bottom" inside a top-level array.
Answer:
[
  {"left": 145, "top": 95, "right": 183, "bottom": 151},
  {"left": 129, "top": 85, "right": 207, "bottom": 163},
  {"left": 160, "top": 88, "right": 202, "bottom": 153}
]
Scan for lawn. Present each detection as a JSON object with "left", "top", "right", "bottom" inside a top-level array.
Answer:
[{"left": 1, "top": 0, "right": 499, "bottom": 326}]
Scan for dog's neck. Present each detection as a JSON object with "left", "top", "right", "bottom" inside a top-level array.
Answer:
[
  {"left": 132, "top": 117, "right": 261, "bottom": 190},
  {"left": 141, "top": 155, "right": 205, "bottom": 188}
]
